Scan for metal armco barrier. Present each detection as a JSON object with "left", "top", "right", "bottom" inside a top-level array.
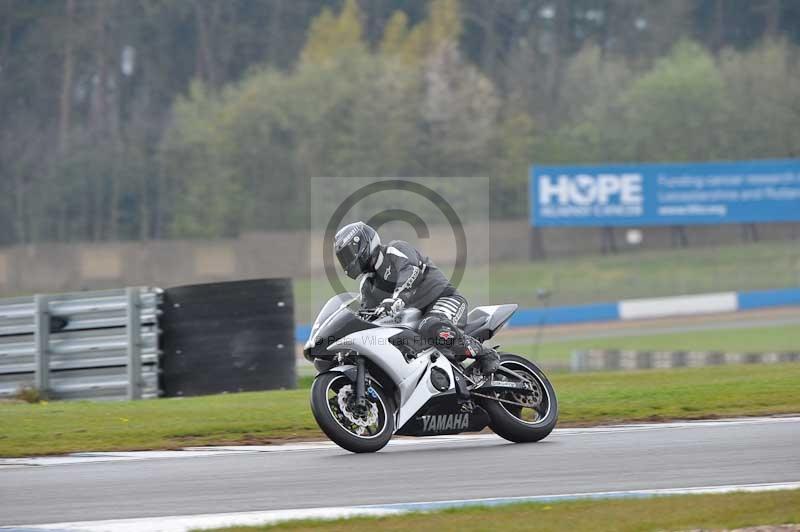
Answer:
[
  {"left": 571, "top": 349, "right": 800, "bottom": 372},
  {"left": 0, "top": 287, "right": 161, "bottom": 400}
]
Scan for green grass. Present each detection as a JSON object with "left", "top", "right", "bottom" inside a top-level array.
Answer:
[
  {"left": 2, "top": 363, "right": 799, "bottom": 457},
  {"left": 295, "top": 240, "right": 800, "bottom": 321},
  {"left": 0, "top": 388, "right": 314, "bottom": 457},
  {"left": 510, "top": 324, "right": 800, "bottom": 364},
  {"left": 484, "top": 239, "right": 800, "bottom": 309},
  {"left": 197, "top": 489, "right": 800, "bottom": 532}
]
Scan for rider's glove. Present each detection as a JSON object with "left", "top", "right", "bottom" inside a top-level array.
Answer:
[{"left": 379, "top": 298, "right": 405, "bottom": 316}]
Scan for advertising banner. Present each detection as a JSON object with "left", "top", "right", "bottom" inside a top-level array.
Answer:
[{"left": 530, "top": 159, "right": 800, "bottom": 227}]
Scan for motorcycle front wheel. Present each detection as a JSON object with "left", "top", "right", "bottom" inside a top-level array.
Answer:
[
  {"left": 310, "top": 372, "right": 395, "bottom": 453},
  {"left": 480, "top": 354, "right": 558, "bottom": 443}
]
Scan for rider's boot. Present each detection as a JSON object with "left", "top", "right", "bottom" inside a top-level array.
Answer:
[{"left": 463, "top": 336, "right": 500, "bottom": 375}]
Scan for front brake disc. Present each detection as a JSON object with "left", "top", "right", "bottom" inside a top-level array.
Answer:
[{"left": 337, "top": 385, "right": 378, "bottom": 428}]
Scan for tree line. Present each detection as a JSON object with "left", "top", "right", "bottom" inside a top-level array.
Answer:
[{"left": 2, "top": 0, "right": 799, "bottom": 244}]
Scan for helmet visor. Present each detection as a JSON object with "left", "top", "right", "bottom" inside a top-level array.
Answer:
[{"left": 335, "top": 243, "right": 361, "bottom": 278}]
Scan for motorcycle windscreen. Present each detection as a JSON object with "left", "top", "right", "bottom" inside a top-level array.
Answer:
[
  {"left": 314, "top": 293, "right": 359, "bottom": 328},
  {"left": 306, "top": 293, "right": 358, "bottom": 344},
  {"left": 304, "top": 306, "right": 377, "bottom": 359}
]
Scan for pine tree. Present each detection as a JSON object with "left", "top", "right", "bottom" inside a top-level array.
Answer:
[
  {"left": 300, "top": 0, "right": 364, "bottom": 65},
  {"left": 383, "top": 0, "right": 463, "bottom": 64},
  {"left": 380, "top": 11, "right": 409, "bottom": 56}
]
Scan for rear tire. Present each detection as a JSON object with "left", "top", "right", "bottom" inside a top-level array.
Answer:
[
  {"left": 481, "top": 354, "right": 558, "bottom": 443},
  {"left": 310, "top": 372, "right": 395, "bottom": 453}
]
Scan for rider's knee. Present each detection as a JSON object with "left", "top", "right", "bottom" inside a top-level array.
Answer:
[{"left": 419, "top": 314, "right": 460, "bottom": 349}]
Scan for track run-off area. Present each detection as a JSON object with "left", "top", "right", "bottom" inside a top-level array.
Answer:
[{"left": 1, "top": 416, "right": 799, "bottom": 531}]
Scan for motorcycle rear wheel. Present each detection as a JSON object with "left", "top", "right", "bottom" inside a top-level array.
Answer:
[
  {"left": 481, "top": 354, "right": 558, "bottom": 443},
  {"left": 310, "top": 372, "right": 395, "bottom": 453}
]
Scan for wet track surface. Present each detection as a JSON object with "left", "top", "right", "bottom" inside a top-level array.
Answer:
[{"left": 1, "top": 417, "right": 799, "bottom": 526}]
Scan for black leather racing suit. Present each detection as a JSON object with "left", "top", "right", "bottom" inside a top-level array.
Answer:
[{"left": 360, "top": 240, "right": 482, "bottom": 359}]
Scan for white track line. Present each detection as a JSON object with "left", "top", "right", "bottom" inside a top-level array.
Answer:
[
  {"left": 2, "top": 416, "right": 799, "bottom": 468},
  {"left": 374, "top": 481, "right": 800, "bottom": 511},
  {"left": 6, "top": 481, "right": 800, "bottom": 532}
]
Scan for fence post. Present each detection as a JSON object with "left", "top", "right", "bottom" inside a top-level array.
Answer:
[
  {"left": 570, "top": 350, "right": 586, "bottom": 372},
  {"left": 126, "top": 287, "right": 142, "bottom": 400},
  {"left": 34, "top": 294, "right": 50, "bottom": 398}
]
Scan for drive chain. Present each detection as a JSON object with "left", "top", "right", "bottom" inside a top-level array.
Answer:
[{"left": 469, "top": 391, "right": 535, "bottom": 408}]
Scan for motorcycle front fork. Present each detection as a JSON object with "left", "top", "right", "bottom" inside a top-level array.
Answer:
[{"left": 354, "top": 356, "right": 367, "bottom": 412}]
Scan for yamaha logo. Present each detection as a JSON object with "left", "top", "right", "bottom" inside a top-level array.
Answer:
[{"left": 421, "top": 413, "right": 469, "bottom": 432}]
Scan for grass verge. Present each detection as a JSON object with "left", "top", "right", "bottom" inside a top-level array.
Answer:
[
  {"left": 2, "top": 363, "right": 799, "bottom": 457},
  {"left": 196, "top": 489, "right": 800, "bottom": 532},
  {"left": 510, "top": 323, "right": 800, "bottom": 364}
]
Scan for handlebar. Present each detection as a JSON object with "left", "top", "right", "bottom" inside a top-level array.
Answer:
[
  {"left": 358, "top": 307, "right": 386, "bottom": 320},
  {"left": 358, "top": 306, "right": 417, "bottom": 322}
]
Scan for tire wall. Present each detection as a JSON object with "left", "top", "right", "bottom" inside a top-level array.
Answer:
[{"left": 160, "top": 278, "right": 295, "bottom": 397}]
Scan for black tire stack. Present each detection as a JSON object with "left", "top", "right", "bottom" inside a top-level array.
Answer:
[{"left": 160, "top": 279, "right": 295, "bottom": 397}]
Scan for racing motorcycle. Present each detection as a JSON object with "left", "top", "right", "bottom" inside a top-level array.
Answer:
[{"left": 304, "top": 293, "right": 558, "bottom": 453}]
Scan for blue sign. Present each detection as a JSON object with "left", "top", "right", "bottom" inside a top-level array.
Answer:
[{"left": 530, "top": 159, "right": 800, "bottom": 227}]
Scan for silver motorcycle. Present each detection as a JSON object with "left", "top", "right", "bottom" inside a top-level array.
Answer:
[{"left": 304, "top": 293, "right": 558, "bottom": 453}]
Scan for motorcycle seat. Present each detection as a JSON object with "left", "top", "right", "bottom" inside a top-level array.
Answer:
[
  {"left": 463, "top": 304, "right": 518, "bottom": 342},
  {"left": 464, "top": 312, "right": 490, "bottom": 336},
  {"left": 464, "top": 309, "right": 489, "bottom": 337}
]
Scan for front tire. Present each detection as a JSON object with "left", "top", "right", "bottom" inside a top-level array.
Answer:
[
  {"left": 481, "top": 354, "right": 558, "bottom": 443},
  {"left": 310, "top": 372, "right": 395, "bottom": 453}
]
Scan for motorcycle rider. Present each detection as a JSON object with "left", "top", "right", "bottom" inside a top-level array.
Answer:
[{"left": 333, "top": 221, "right": 500, "bottom": 374}]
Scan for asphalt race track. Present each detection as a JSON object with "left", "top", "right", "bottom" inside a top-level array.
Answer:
[{"left": 1, "top": 417, "right": 799, "bottom": 528}]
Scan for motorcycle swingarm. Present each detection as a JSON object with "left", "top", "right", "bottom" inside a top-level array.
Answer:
[{"left": 473, "top": 380, "right": 532, "bottom": 393}]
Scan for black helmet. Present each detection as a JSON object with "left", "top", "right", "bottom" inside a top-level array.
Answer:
[{"left": 334, "top": 222, "right": 380, "bottom": 279}]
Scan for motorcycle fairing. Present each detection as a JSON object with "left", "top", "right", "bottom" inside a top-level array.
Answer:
[
  {"left": 393, "top": 351, "right": 456, "bottom": 429},
  {"left": 395, "top": 394, "right": 491, "bottom": 436},
  {"left": 329, "top": 330, "right": 459, "bottom": 430},
  {"left": 304, "top": 306, "right": 377, "bottom": 360}
]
